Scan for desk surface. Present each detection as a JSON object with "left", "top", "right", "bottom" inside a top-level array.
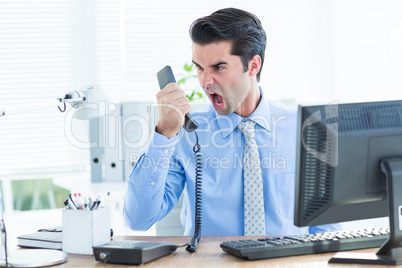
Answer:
[{"left": 61, "top": 236, "right": 387, "bottom": 268}]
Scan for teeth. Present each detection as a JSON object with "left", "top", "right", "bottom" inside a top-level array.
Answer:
[{"left": 208, "top": 92, "right": 222, "bottom": 106}]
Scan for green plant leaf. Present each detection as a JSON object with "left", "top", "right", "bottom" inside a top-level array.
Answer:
[
  {"left": 179, "top": 62, "right": 206, "bottom": 103},
  {"left": 189, "top": 91, "right": 195, "bottom": 100},
  {"left": 183, "top": 63, "right": 194, "bottom": 72},
  {"left": 177, "top": 78, "right": 186, "bottom": 85}
]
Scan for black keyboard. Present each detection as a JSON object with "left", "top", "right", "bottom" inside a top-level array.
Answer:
[
  {"left": 93, "top": 240, "right": 178, "bottom": 265},
  {"left": 220, "top": 227, "right": 389, "bottom": 260}
]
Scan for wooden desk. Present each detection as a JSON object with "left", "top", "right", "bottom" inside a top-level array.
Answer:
[{"left": 61, "top": 236, "right": 388, "bottom": 268}]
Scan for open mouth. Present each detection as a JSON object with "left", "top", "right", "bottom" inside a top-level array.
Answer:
[{"left": 208, "top": 92, "right": 223, "bottom": 108}]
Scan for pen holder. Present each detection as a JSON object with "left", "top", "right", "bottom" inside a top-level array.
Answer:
[{"left": 62, "top": 207, "right": 111, "bottom": 255}]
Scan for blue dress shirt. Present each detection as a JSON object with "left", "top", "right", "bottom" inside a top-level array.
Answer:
[{"left": 123, "top": 89, "right": 339, "bottom": 236}]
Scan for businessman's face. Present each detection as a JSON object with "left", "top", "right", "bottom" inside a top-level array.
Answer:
[{"left": 192, "top": 41, "right": 258, "bottom": 117}]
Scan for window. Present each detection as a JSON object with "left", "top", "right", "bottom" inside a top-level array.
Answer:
[{"left": 1, "top": 0, "right": 401, "bottom": 178}]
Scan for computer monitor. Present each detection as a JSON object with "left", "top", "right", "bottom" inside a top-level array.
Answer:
[{"left": 294, "top": 99, "right": 402, "bottom": 265}]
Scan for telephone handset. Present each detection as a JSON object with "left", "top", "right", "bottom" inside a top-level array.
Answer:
[
  {"left": 157, "top": 65, "right": 199, "bottom": 132},
  {"left": 156, "top": 66, "right": 202, "bottom": 253}
]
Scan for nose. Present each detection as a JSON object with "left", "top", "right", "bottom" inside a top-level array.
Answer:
[{"left": 199, "top": 70, "right": 214, "bottom": 89}]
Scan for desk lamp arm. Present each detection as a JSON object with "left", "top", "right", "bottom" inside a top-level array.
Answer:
[{"left": 0, "top": 88, "right": 97, "bottom": 118}]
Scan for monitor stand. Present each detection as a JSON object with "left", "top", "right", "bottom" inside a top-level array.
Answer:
[
  {"left": 329, "top": 157, "right": 402, "bottom": 265},
  {"left": 0, "top": 249, "right": 67, "bottom": 268}
]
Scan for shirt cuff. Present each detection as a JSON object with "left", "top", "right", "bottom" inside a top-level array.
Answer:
[{"left": 147, "top": 128, "right": 179, "bottom": 159}]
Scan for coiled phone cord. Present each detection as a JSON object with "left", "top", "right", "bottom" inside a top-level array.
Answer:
[{"left": 186, "top": 131, "right": 202, "bottom": 253}]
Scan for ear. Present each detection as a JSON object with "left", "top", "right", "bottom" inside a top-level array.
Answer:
[{"left": 248, "top": 55, "right": 261, "bottom": 77}]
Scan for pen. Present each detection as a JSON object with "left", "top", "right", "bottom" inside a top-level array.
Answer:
[
  {"left": 68, "top": 194, "right": 78, "bottom": 209},
  {"left": 88, "top": 196, "right": 93, "bottom": 210},
  {"left": 65, "top": 192, "right": 110, "bottom": 210},
  {"left": 64, "top": 199, "right": 70, "bottom": 209},
  {"left": 89, "top": 201, "right": 97, "bottom": 211},
  {"left": 74, "top": 193, "right": 84, "bottom": 209},
  {"left": 94, "top": 200, "right": 101, "bottom": 210},
  {"left": 69, "top": 199, "right": 78, "bottom": 210}
]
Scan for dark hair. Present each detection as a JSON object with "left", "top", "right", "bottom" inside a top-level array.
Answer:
[{"left": 189, "top": 8, "right": 267, "bottom": 82}]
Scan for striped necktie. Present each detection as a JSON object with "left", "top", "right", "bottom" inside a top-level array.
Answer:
[{"left": 237, "top": 119, "right": 266, "bottom": 236}]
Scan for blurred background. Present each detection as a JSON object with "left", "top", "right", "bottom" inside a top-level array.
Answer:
[{"left": 0, "top": 0, "right": 401, "bottom": 248}]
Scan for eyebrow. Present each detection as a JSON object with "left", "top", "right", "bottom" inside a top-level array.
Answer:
[{"left": 192, "top": 60, "right": 229, "bottom": 69}]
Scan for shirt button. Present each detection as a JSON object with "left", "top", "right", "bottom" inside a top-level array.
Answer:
[
  {"left": 172, "top": 147, "right": 175, "bottom": 152},
  {"left": 163, "top": 149, "right": 169, "bottom": 154},
  {"left": 151, "top": 181, "right": 155, "bottom": 186}
]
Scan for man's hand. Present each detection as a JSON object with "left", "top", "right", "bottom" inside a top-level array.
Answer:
[{"left": 155, "top": 83, "right": 191, "bottom": 138}]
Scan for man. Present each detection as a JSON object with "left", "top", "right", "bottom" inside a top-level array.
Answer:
[{"left": 123, "top": 8, "right": 338, "bottom": 236}]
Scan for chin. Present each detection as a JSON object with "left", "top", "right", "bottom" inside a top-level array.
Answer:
[{"left": 214, "top": 108, "right": 231, "bottom": 116}]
